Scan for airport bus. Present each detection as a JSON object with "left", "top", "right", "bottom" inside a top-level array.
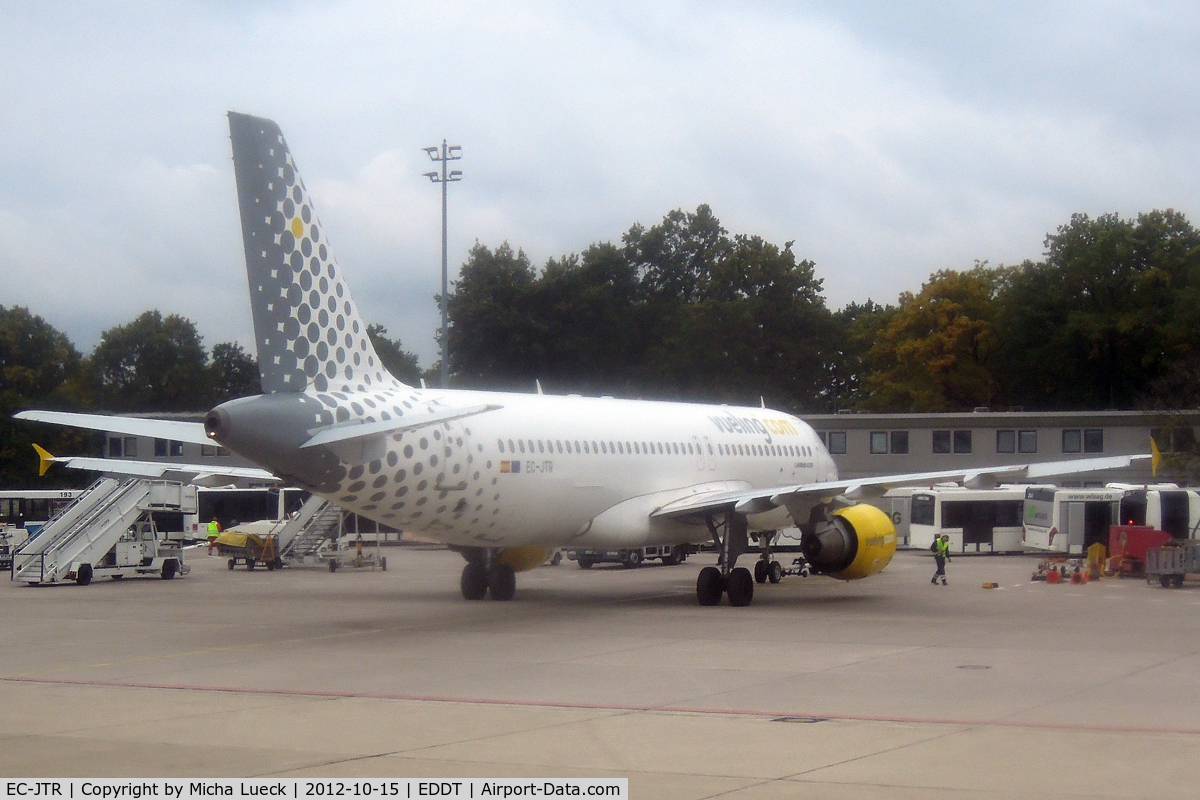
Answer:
[
  {"left": 0, "top": 489, "right": 83, "bottom": 532},
  {"left": 908, "top": 487, "right": 1027, "bottom": 553},
  {"left": 181, "top": 486, "right": 308, "bottom": 540},
  {"left": 1023, "top": 485, "right": 1200, "bottom": 553}
]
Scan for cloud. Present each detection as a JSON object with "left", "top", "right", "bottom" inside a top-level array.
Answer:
[{"left": 3, "top": 1, "right": 1199, "bottom": 364}]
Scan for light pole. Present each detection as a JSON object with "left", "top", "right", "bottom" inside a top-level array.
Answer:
[{"left": 423, "top": 140, "right": 462, "bottom": 389}]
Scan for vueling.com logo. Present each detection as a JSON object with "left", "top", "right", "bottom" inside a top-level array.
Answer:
[{"left": 708, "top": 414, "right": 798, "bottom": 443}]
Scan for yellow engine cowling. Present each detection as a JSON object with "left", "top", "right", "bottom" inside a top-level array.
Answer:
[
  {"left": 496, "top": 546, "right": 555, "bottom": 573},
  {"left": 805, "top": 504, "right": 897, "bottom": 581}
]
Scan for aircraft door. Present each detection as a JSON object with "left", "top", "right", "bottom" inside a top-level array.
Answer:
[
  {"left": 691, "top": 436, "right": 704, "bottom": 470},
  {"left": 436, "top": 419, "right": 471, "bottom": 492},
  {"left": 702, "top": 436, "right": 715, "bottom": 470}
]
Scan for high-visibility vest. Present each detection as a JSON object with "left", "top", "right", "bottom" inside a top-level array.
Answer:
[
  {"left": 936, "top": 539, "right": 950, "bottom": 558},
  {"left": 207, "top": 520, "right": 220, "bottom": 538}
]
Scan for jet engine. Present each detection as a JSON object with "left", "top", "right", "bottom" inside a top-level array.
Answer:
[{"left": 801, "top": 503, "right": 897, "bottom": 580}]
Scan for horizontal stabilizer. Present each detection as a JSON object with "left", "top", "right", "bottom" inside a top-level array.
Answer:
[
  {"left": 300, "top": 403, "right": 502, "bottom": 449},
  {"left": 15, "top": 410, "right": 212, "bottom": 446}
]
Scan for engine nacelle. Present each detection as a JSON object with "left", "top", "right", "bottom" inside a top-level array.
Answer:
[{"left": 801, "top": 503, "right": 897, "bottom": 581}]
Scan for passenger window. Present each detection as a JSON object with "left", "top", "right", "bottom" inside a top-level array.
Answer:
[
  {"left": 508, "top": 439, "right": 515, "bottom": 452},
  {"left": 498, "top": 439, "right": 505, "bottom": 453},
  {"left": 528, "top": 440, "right": 535, "bottom": 453},
  {"left": 537, "top": 440, "right": 545, "bottom": 454},
  {"left": 575, "top": 440, "right": 582, "bottom": 453},
  {"left": 518, "top": 440, "right": 526, "bottom": 453}
]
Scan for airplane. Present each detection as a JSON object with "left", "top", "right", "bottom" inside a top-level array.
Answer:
[{"left": 16, "top": 112, "right": 1151, "bottom": 606}]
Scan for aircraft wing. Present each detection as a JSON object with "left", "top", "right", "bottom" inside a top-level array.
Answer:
[
  {"left": 35, "top": 448, "right": 278, "bottom": 486},
  {"left": 651, "top": 453, "right": 1152, "bottom": 519},
  {"left": 14, "top": 410, "right": 211, "bottom": 446}
]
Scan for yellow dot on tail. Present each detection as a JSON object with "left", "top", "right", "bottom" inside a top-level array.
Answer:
[{"left": 291, "top": 217, "right": 303, "bottom": 238}]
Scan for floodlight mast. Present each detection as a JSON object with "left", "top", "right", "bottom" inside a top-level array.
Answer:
[{"left": 423, "top": 140, "right": 462, "bottom": 389}]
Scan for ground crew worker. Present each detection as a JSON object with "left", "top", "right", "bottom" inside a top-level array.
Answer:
[
  {"left": 932, "top": 533, "right": 950, "bottom": 585},
  {"left": 207, "top": 517, "right": 222, "bottom": 555}
]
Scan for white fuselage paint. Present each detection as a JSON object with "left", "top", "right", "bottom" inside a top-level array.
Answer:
[{"left": 318, "top": 386, "right": 836, "bottom": 549}]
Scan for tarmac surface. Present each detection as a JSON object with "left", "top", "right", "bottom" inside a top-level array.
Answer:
[{"left": 2, "top": 544, "right": 1199, "bottom": 798}]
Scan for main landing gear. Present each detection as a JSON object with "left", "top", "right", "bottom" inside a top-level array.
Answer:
[
  {"left": 459, "top": 549, "right": 517, "bottom": 601},
  {"left": 696, "top": 512, "right": 755, "bottom": 606},
  {"left": 753, "top": 531, "right": 785, "bottom": 586}
]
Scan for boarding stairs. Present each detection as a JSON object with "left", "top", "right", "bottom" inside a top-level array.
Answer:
[
  {"left": 277, "top": 496, "right": 343, "bottom": 565},
  {"left": 12, "top": 478, "right": 190, "bottom": 584}
]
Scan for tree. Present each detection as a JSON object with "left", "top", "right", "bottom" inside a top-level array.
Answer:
[
  {"left": 446, "top": 242, "right": 540, "bottom": 389},
  {"left": 997, "top": 210, "right": 1200, "bottom": 409},
  {"left": 92, "top": 311, "right": 210, "bottom": 411},
  {"left": 827, "top": 300, "right": 895, "bottom": 411},
  {"left": 366, "top": 325, "right": 422, "bottom": 386},
  {"left": 0, "top": 306, "right": 90, "bottom": 487},
  {"left": 208, "top": 342, "right": 260, "bottom": 404},
  {"left": 863, "top": 265, "right": 1003, "bottom": 412}
]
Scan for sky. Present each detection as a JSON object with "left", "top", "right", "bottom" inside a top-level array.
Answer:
[{"left": 3, "top": 1, "right": 1199, "bottom": 365}]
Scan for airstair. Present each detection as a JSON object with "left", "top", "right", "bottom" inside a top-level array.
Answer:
[
  {"left": 276, "top": 495, "right": 343, "bottom": 565},
  {"left": 12, "top": 477, "right": 194, "bottom": 584}
]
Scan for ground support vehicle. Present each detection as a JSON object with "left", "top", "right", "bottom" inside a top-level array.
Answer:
[
  {"left": 216, "top": 530, "right": 281, "bottom": 571},
  {"left": 1146, "top": 541, "right": 1200, "bottom": 588},
  {"left": 12, "top": 479, "right": 195, "bottom": 586},
  {"left": 567, "top": 544, "right": 690, "bottom": 569}
]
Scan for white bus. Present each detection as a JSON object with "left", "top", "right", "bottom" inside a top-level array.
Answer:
[
  {"left": 181, "top": 486, "right": 308, "bottom": 540},
  {"left": 0, "top": 488, "right": 83, "bottom": 533},
  {"left": 1022, "top": 485, "right": 1200, "bottom": 554},
  {"left": 908, "top": 487, "right": 1027, "bottom": 553}
]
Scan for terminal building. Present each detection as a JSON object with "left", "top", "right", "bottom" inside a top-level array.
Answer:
[
  {"left": 88, "top": 408, "right": 1199, "bottom": 490},
  {"left": 800, "top": 409, "right": 1198, "bottom": 486}
]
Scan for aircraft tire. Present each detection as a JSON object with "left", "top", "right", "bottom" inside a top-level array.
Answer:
[
  {"left": 488, "top": 563, "right": 517, "bottom": 601},
  {"left": 754, "top": 561, "right": 768, "bottom": 584},
  {"left": 461, "top": 562, "right": 488, "bottom": 600},
  {"left": 625, "top": 550, "right": 642, "bottom": 569},
  {"left": 727, "top": 567, "right": 754, "bottom": 607},
  {"left": 768, "top": 561, "right": 783, "bottom": 584},
  {"left": 696, "top": 566, "right": 724, "bottom": 606}
]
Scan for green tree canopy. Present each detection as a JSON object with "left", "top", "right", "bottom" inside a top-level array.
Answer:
[
  {"left": 366, "top": 324, "right": 422, "bottom": 386},
  {"left": 92, "top": 311, "right": 210, "bottom": 412},
  {"left": 208, "top": 342, "right": 260, "bottom": 404}
]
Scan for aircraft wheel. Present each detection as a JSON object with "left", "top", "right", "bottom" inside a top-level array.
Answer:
[
  {"left": 76, "top": 564, "right": 92, "bottom": 586},
  {"left": 754, "top": 560, "right": 768, "bottom": 584},
  {"left": 488, "top": 563, "right": 517, "bottom": 601},
  {"left": 696, "top": 566, "right": 724, "bottom": 606},
  {"left": 768, "top": 561, "right": 784, "bottom": 584},
  {"left": 625, "top": 550, "right": 643, "bottom": 569},
  {"left": 550, "top": 551, "right": 562, "bottom": 566},
  {"left": 727, "top": 567, "right": 754, "bottom": 607},
  {"left": 461, "top": 561, "right": 487, "bottom": 601}
]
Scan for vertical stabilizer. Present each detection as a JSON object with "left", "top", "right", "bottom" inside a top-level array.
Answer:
[{"left": 228, "top": 112, "right": 403, "bottom": 394}]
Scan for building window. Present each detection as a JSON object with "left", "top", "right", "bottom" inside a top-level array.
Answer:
[
  {"left": 122, "top": 437, "right": 138, "bottom": 458},
  {"left": 169, "top": 440, "right": 184, "bottom": 457},
  {"left": 953, "top": 430, "right": 972, "bottom": 454},
  {"left": 1018, "top": 430, "right": 1038, "bottom": 454},
  {"left": 1084, "top": 429, "right": 1104, "bottom": 453},
  {"left": 827, "top": 431, "right": 847, "bottom": 454},
  {"left": 1062, "top": 429, "right": 1082, "bottom": 453},
  {"left": 890, "top": 431, "right": 909, "bottom": 454},
  {"left": 870, "top": 431, "right": 888, "bottom": 454},
  {"left": 817, "top": 431, "right": 827, "bottom": 447},
  {"left": 108, "top": 437, "right": 123, "bottom": 458},
  {"left": 1152, "top": 427, "right": 1197, "bottom": 453},
  {"left": 201, "top": 444, "right": 216, "bottom": 456},
  {"left": 996, "top": 430, "right": 1016, "bottom": 454},
  {"left": 155, "top": 438, "right": 168, "bottom": 457},
  {"left": 932, "top": 431, "right": 952, "bottom": 454}
]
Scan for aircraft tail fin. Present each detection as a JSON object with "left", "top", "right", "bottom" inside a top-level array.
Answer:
[{"left": 227, "top": 112, "right": 404, "bottom": 395}]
